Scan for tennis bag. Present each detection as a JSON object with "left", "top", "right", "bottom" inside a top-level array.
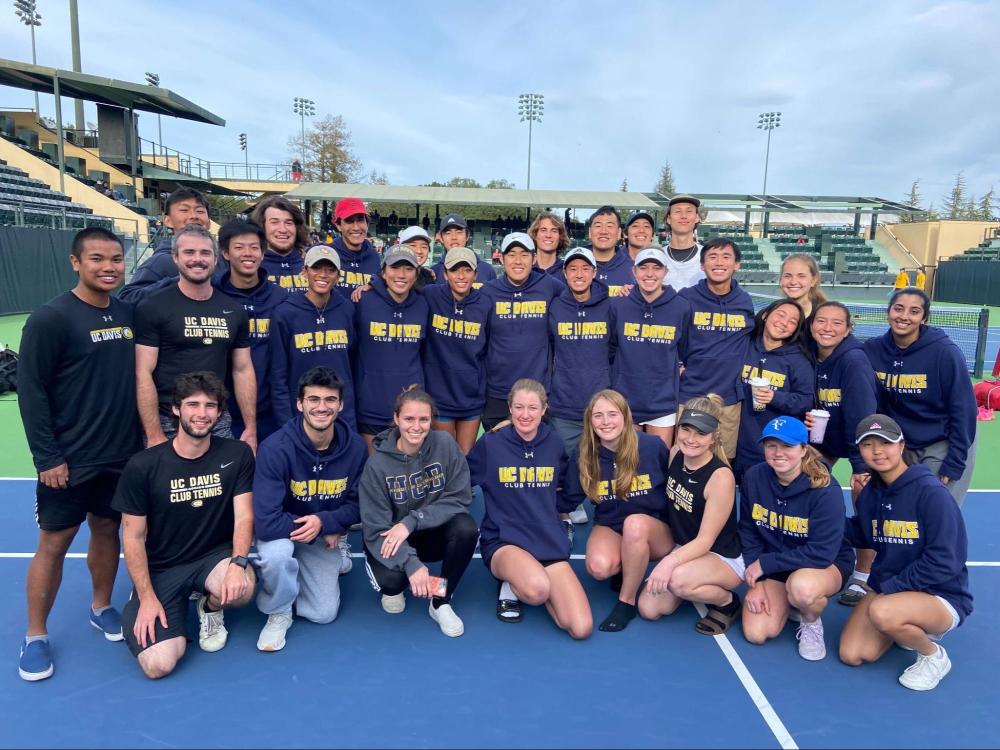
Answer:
[
  {"left": 0, "top": 346, "right": 17, "bottom": 394},
  {"left": 973, "top": 378, "right": 1000, "bottom": 410}
]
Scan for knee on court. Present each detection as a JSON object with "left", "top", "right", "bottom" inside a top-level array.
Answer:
[
  {"left": 138, "top": 646, "right": 182, "bottom": 680},
  {"left": 567, "top": 617, "right": 593, "bottom": 640},
  {"left": 741, "top": 619, "right": 776, "bottom": 645},
  {"left": 302, "top": 601, "right": 340, "bottom": 625},
  {"left": 838, "top": 642, "right": 871, "bottom": 667}
]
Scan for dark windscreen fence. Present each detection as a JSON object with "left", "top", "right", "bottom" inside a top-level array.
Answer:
[
  {"left": 748, "top": 293, "right": 989, "bottom": 377},
  {"left": 0, "top": 226, "right": 79, "bottom": 315}
]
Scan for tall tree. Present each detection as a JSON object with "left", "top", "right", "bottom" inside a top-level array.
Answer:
[
  {"left": 900, "top": 179, "right": 921, "bottom": 223},
  {"left": 620, "top": 178, "right": 629, "bottom": 192},
  {"left": 979, "top": 187, "right": 996, "bottom": 221},
  {"left": 365, "top": 169, "right": 389, "bottom": 185},
  {"left": 654, "top": 160, "right": 676, "bottom": 194},
  {"left": 287, "top": 114, "right": 362, "bottom": 183},
  {"left": 942, "top": 171, "right": 966, "bottom": 220},
  {"left": 964, "top": 195, "right": 977, "bottom": 220},
  {"left": 485, "top": 178, "right": 515, "bottom": 189}
]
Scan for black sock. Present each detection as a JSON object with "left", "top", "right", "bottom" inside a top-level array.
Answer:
[
  {"left": 431, "top": 597, "right": 449, "bottom": 609},
  {"left": 599, "top": 600, "right": 637, "bottom": 632},
  {"left": 715, "top": 592, "right": 740, "bottom": 614},
  {"left": 609, "top": 571, "right": 623, "bottom": 593}
]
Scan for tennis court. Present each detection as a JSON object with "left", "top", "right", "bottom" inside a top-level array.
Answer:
[{"left": 1, "top": 311, "right": 998, "bottom": 748}]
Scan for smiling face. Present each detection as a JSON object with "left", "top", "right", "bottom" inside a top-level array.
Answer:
[
  {"left": 811, "top": 305, "right": 850, "bottom": 356},
  {"left": 72, "top": 238, "right": 125, "bottom": 294},
  {"left": 305, "top": 261, "right": 339, "bottom": 296},
  {"left": 173, "top": 392, "right": 220, "bottom": 439},
  {"left": 297, "top": 385, "right": 343, "bottom": 432},
  {"left": 173, "top": 235, "right": 217, "bottom": 284},
  {"left": 859, "top": 435, "right": 905, "bottom": 475},
  {"left": 763, "top": 303, "right": 801, "bottom": 345},
  {"left": 336, "top": 214, "right": 369, "bottom": 251},
  {"left": 164, "top": 197, "right": 210, "bottom": 231},
  {"left": 439, "top": 226, "right": 469, "bottom": 251},
  {"left": 780, "top": 258, "right": 817, "bottom": 303},
  {"left": 676, "top": 423, "right": 715, "bottom": 460},
  {"left": 394, "top": 400, "right": 433, "bottom": 453},
  {"left": 590, "top": 397, "right": 626, "bottom": 448},
  {"left": 564, "top": 257, "right": 596, "bottom": 295},
  {"left": 405, "top": 238, "right": 430, "bottom": 264},
  {"left": 222, "top": 231, "right": 264, "bottom": 283},
  {"left": 762, "top": 438, "right": 806, "bottom": 479},
  {"left": 588, "top": 214, "right": 621, "bottom": 254},
  {"left": 534, "top": 218, "right": 562, "bottom": 254},
  {"left": 633, "top": 260, "right": 667, "bottom": 295},
  {"left": 502, "top": 246, "right": 534, "bottom": 285},
  {"left": 625, "top": 218, "right": 654, "bottom": 250},
  {"left": 382, "top": 261, "right": 417, "bottom": 298},
  {"left": 444, "top": 262, "right": 475, "bottom": 297},
  {"left": 887, "top": 293, "right": 928, "bottom": 345},
  {"left": 701, "top": 243, "right": 740, "bottom": 285},
  {"left": 262, "top": 206, "right": 297, "bottom": 254},
  {"left": 510, "top": 389, "right": 545, "bottom": 440},
  {"left": 666, "top": 202, "right": 699, "bottom": 236}
]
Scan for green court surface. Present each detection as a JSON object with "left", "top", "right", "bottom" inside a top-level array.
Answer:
[{"left": 2, "top": 312, "right": 998, "bottom": 487}]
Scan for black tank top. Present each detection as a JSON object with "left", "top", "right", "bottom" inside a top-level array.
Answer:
[{"left": 664, "top": 451, "right": 741, "bottom": 559}]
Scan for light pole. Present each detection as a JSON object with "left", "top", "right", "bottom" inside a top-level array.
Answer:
[
  {"left": 239, "top": 132, "right": 248, "bottom": 179},
  {"left": 13, "top": 0, "right": 41, "bottom": 121},
  {"left": 757, "top": 111, "right": 781, "bottom": 233},
  {"left": 145, "top": 72, "right": 163, "bottom": 157},
  {"left": 518, "top": 93, "right": 544, "bottom": 189},
  {"left": 292, "top": 97, "right": 315, "bottom": 172}
]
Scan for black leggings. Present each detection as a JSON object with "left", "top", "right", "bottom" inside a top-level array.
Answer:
[{"left": 364, "top": 513, "right": 479, "bottom": 603}]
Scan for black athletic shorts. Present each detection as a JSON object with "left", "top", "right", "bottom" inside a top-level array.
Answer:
[
  {"left": 34, "top": 465, "right": 125, "bottom": 532},
  {"left": 121, "top": 543, "right": 231, "bottom": 656},
  {"left": 357, "top": 422, "right": 392, "bottom": 437},
  {"left": 763, "top": 562, "right": 852, "bottom": 591}
]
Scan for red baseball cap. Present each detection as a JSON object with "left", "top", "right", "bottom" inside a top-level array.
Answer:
[{"left": 334, "top": 197, "right": 367, "bottom": 221}]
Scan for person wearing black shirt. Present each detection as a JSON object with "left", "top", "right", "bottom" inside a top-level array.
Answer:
[
  {"left": 17, "top": 228, "right": 142, "bottom": 682},
  {"left": 134, "top": 225, "right": 257, "bottom": 451},
  {"left": 115, "top": 372, "right": 255, "bottom": 679}
]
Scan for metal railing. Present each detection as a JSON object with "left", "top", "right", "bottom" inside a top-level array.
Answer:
[{"left": 137, "top": 137, "right": 293, "bottom": 182}]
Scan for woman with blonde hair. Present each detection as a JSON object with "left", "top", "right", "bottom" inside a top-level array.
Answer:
[
  {"left": 637, "top": 395, "right": 743, "bottom": 635},
  {"left": 563, "top": 390, "right": 670, "bottom": 632},
  {"left": 738, "top": 417, "right": 854, "bottom": 661},
  {"left": 779, "top": 253, "right": 827, "bottom": 319},
  {"left": 468, "top": 379, "right": 592, "bottom": 638}
]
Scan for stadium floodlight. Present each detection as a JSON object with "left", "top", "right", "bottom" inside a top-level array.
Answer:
[
  {"left": 239, "top": 132, "right": 248, "bottom": 177},
  {"left": 517, "top": 93, "right": 544, "bottom": 189},
  {"left": 14, "top": 0, "right": 42, "bottom": 119},
  {"left": 145, "top": 72, "right": 164, "bottom": 150},
  {"left": 757, "top": 111, "right": 782, "bottom": 229},
  {"left": 292, "top": 97, "right": 316, "bottom": 168}
]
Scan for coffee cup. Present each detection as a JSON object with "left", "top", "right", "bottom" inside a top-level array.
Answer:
[
  {"left": 808, "top": 409, "right": 831, "bottom": 443},
  {"left": 749, "top": 377, "right": 770, "bottom": 411}
]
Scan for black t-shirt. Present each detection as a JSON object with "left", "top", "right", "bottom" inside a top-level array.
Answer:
[
  {"left": 664, "top": 451, "right": 741, "bottom": 559},
  {"left": 112, "top": 438, "right": 255, "bottom": 571},
  {"left": 134, "top": 283, "right": 251, "bottom": 415},
  {"left": 17, "top": 291, "right": 142, "bottom": 482}
]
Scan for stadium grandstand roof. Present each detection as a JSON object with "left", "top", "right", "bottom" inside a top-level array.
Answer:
[
  {"left": 284, "top": 183, "right": 661, "bottom": 210},
  {"left": 0, "top": 58, "right": 224, "bottom": 126},
  {"left": 643, "top": 193, "right": 920, "bottom": 214}
]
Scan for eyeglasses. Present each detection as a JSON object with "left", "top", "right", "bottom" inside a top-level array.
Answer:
[{"left": 302, "top": 396, "right": 340, "bottom": 407}]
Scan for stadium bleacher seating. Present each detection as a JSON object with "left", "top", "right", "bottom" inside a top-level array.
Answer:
[
  {"left": 952, "top": 237, "right": 1000, "bottom": 261},
  {"left": 0, "top": 155, "right": 114, "bottom": 231}
]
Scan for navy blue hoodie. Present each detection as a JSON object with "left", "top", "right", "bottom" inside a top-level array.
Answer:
[
  {"left": 864, "top": 326, "right": 977, "bottom": 481},
  {"left": 119, "top": 238, "right": 176, "bottom": 303},
  {"left": 548, "top": 281, "right": 612, "bottom": 421},
  {"left": 422, "top": 283, "right": 491, "bottom": 418},
  {"left": 609, "top": 285, "right": 691, "bottom": 422},
  {"left": 563, "top": 431, "right": 669, "bottom": 533},
  {"left": 814, "top": 335, "right": 879, "bottom": 472},
  {"left": 482, "top": 269, "right": 563, "bottom": 399},
  {"left": 594, "top": 248, "right": 634, "bottom": 296},
  {"left": 353, "top": 276, "right": 428, "bottom": 425},
  {"left": 679, "top": 279, "right": 755, "bottom": 405},
  {"left": 431, "top": 258, "right": 497, "bottom": 289},
  {"left": 469, "top": 422, "right": 575, "bottom": 566},
  {"left": 253, "top": 416, "right": 367, "bottom": 542},
  {"left": 739, "top": 462, "right": 854, "bottom": 576},
  {"left": 535, "top": 257, "right": 565, "bottom": 277},
  {"left": 736, "top": 338, "right": 816, "bottom": 471},
  {"left": 213, "top": 269, "right": 287, "bottom": 439},
  {"left": 333, "top": 237, "right": 382, "bottom": 302},
  {"left": 269, "top": 291, "right": 356, "bottom": 430},
  {"left": 260, "top": 246, "right": 306, "bottom": 293},
  {"left": 845, "top": 464, "right": 972, "bottom": 624}
]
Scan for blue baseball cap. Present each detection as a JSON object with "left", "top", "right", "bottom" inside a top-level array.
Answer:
[{"left": 758, "top": 417, "right": 808, "bottom": 446}]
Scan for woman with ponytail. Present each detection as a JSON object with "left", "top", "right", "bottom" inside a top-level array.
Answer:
[
  {"left": 779, "top": 253, "right": 827, "bottom": 320},
  {"left": 637, "top": 395, "right": 743, "bottom": 635},
  {"left": 563, "top": 390, "right": 671, "bottom": 632},
  {"left": 738, "top": 417, "right": 854, "bottom": 661}
]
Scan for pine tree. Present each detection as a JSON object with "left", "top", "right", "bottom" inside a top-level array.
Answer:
[
  {"left": 942, "top": 171, "right": 966, "bottom": 219},
  {"left": 620, "top": 178, "right": 629, "bottom": 192},
  {"left": 979, "top": 187, "right": 996, "bottom": 221},
  {"left": 654, "top": 161, "right": 676, "bottom": 194},
  {"left": 901, "top": 179, "right": 921, "bottom": 223},
  {"left": 964, "top": 195, "right": 977, "bottom": 220}
]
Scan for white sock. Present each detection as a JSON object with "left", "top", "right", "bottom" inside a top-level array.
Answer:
[
  {"left": 91, "top": 605, "right": 111, "bottom": 616},
  {"left": 852, "top": 570, "right": 870, "bottom": 583},
  {"left": 499, "top": 581, "right": 516, "bottom": 601}
]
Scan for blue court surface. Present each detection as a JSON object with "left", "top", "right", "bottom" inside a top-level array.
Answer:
[{"left": 0, "top": 477, "right": 997, "bottom": 749}]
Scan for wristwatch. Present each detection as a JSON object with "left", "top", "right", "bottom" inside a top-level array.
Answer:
[{"left": 230, "top": 555, "right": 249, "bottom": 569}]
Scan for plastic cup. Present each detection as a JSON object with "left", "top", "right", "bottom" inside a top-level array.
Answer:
[
  {"left": 749, "top": 377, "right": 770, "bottom": 411},
  {"left": 808, "top": 409, "right": 831, "bottom": 443}
]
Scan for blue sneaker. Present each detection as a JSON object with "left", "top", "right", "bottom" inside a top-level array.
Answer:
[
  {"left": 89, "top": 607, "right": 124, "bottom": 642},
  {"left": 18, "top": 638, "right": 54, "bottom": 681}
]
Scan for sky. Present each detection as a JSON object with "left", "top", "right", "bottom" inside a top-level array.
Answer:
[{"left": 1, "top": 0, "right": 998, "bottom": 209}]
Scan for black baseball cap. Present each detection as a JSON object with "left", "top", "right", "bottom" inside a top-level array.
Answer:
[
  {"left": 668, "top": 194, "right": 701, "bottom": 209},
  {"left": 855, "top": 414, "right": 904, "bottom": 444},
  {"left": 678, "top": 408, "right": 719, "bottom": 434},
  {"left": 438, "top": 213, "right": 468, "bottom": 233},
  {"left": 625, "top": 210, "right": 655, "bottom": 230}
]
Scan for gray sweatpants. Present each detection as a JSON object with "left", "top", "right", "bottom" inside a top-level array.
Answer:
[
  {"left": 255, "top": 537, "right": 345, "bottom": 624},
  {"left": 904, "top": 432, "right": 978, "bottom": 508}
]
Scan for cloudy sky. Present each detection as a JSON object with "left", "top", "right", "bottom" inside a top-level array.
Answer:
[{"left": 2, "top": 0, "right": 997, "bottom": 208}]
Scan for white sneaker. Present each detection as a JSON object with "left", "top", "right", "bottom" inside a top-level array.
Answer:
[
  {"left": 899, "top": 645, "right": 952, "bottom": 691},
  {"left": 257, "top": 612, "right": 293, "bottom": 652},
  {"left": 429, "top": 602, "right": 464, "bottom": 637},
  {"left": 196, "top": 595, "right": 228, "bottom": 653},
  {"left": 337, "top": 537, "right": 353, "bottom": 575},
  {"left": 569, "top": 503, "right": 589, "bottom": 525},
  {"left": 796, "top": 618, "right": 826, "bottom": 661},
  {"left": 381, "top": 592, "right": 406, "bottom": 614}
]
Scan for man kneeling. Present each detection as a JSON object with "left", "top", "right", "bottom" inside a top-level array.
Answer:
[
  {"left": 115, "top": 372, "right": 256, "bottom": 678},
  {"left": 252, "top": 367, "right": 367, "bottom": 651}
]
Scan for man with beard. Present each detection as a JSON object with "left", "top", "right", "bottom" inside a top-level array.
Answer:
[
  {"left": 249, "top": 197, "right": 311, "bottom": 293},
  {"left": 116, "top": 372, "right": 256, "bottom": 678},
  {"left": 17, "top": 228, "right": 143, "bottom": 681},
  {"left": 134, "top": 225, "right": 257, "bottom": 450},
  {"left": 252, "top": 367, "right": 367, "bottom": 651},
  {"left": 120, "top": 188, "right": 212, "bottom": 302}
]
